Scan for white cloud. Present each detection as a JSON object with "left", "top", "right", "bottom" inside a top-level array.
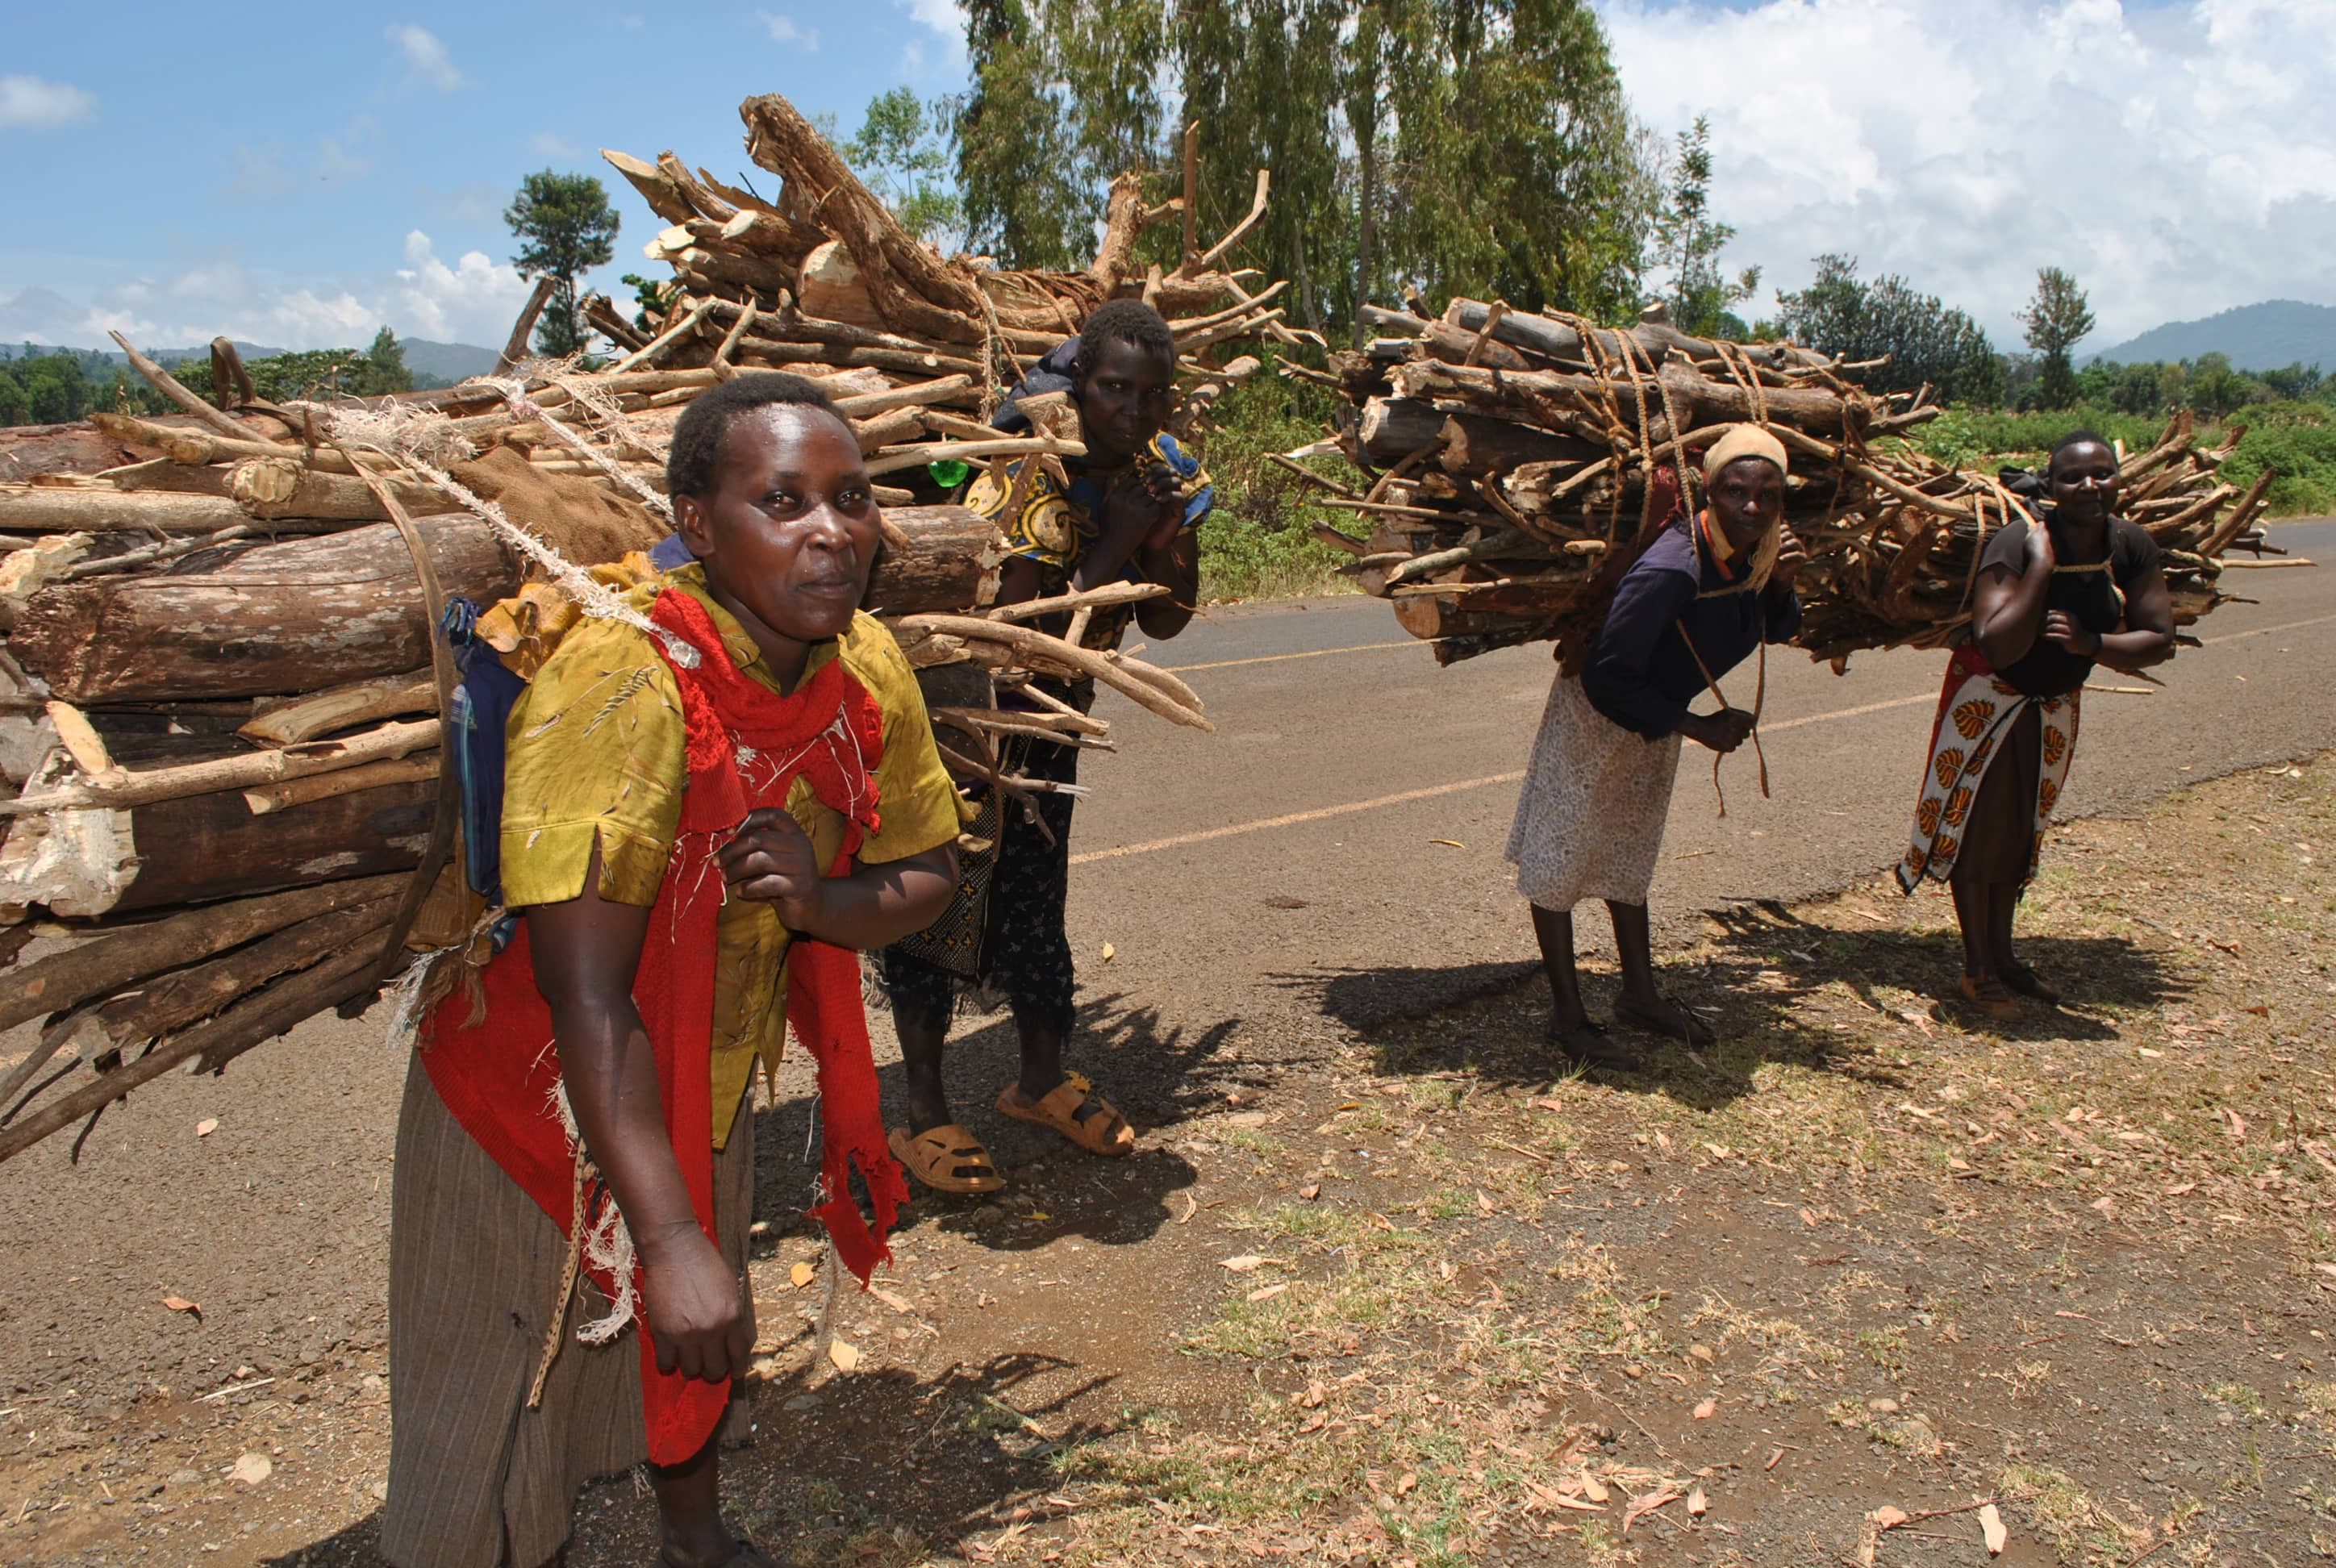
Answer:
[
  {"left": 387, "top": 24, "right": 464, "bottom": 91},
  {"left": 1598, "top": 0, "right": 2336, "bottom": 347},
  {"left": 390, "top": 230, "right": 529, "bottom": 343},
  {"left": 0, "top": 75, "right": 94, "bottom": 129},
  {"left": 757, "top": 10, "right": 822, "bottom": 49},
  {"left": 526, "top": 131, "right": 579, "bottom": 158},
  {"left": 0, "top": 233, "right": 532, "bottom": 353},
  {"left": 895, "top": 0, "right": 966, "bottom": 73}
]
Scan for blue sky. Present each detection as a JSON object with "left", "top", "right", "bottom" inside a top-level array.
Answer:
[
  {"left": 0, "top": 2, "right": 969, "bottom": 350},
  {"left": 6, "top": 1, "right": 2332, "bottom": 353}
]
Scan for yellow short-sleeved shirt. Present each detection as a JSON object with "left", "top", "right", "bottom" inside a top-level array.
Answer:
[{"left": 499, "top": 564, "right": 962, "bottom": 1147}]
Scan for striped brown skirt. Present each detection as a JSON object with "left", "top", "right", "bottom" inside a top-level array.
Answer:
[{"left": 381, "top": 1057, "right": 753, "bottom": 1568}]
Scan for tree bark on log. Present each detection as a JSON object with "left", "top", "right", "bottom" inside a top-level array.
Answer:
[
  {"left": 0, "top": 485, "right": 255, "bottom": 536},
  {"left": 110, "top": 774, "right": 435, "bottom": 913},
  {"left": 865, "top": 506, "right": 999, "bottom": 618},
  {"left": 11, "top": 519, "right": 518, "bottom": 703}
]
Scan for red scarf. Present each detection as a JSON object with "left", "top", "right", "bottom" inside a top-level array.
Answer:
[{"left": 421, "top": 588, "right": 908, "bottom": 1464}]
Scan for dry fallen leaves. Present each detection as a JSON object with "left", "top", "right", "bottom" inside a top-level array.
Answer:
[
  {"left": 161, "top": 1295, "right": 201, "bottom": 1319},
  {"left": 1247, "top": 1282, "right": 1289, "bottom": 1303},
  {"left": 194, "top": 1118, "right": 218, "bottom": 1138},
  {"left": 828, "top": 1339, "right": 861, "bottom": 1373},
  {"left": 1692, "top": 1397, "right": 1717, "bottom": 1420},
  {"left": 789, "top": 1261, "right": 817, "bottom": 1290},
  {"left": 1622, "top": 1484, "right": 1683, "bottom": 1534}
]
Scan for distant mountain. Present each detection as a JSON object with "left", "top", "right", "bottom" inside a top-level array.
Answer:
[
  {"left": 398, "top": 339, "right": 501, "bottom": 382},
  {"left": 0, "top": 340, "right": 284, "bottom": 365},
  {"left": 2, "top": 336, "right": 498, "bottom": 376},
  {"left": 2095, "top": 300, "right": 2336, "bottom": 371}
]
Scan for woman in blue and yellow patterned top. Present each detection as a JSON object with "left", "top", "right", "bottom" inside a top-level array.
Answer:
[{"left": 879, "top": 301, "right": 1210, "bottom": 1194}]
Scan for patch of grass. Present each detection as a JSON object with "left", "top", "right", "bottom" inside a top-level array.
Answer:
[
  {"left": 2206, "top": 1380, "right": 2268, "bottom": 1417},
  {"left": 1999, "top": 1462, "right": 2149, "bottom": 1567}
]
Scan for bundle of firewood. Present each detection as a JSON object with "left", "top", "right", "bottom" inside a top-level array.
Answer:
[
  {"left": 0, "top": 91, "right": 1268, "bottom": 1164},
  {"left": 1306, "top": 299, "right": 2278, "bottom": 666}
]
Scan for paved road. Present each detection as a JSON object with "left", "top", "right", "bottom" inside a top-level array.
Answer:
[
  {"left": 0, "top": 523, "right": 2326, "bottom": 1419},
  {"left": 1066, "top": 519, "right": 2336, "bottom": 1039}
]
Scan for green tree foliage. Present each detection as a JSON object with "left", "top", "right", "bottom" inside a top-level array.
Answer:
[
  {"left": 505, "top": 170, "right": 622, "bottom": 357},
  {"left": 1652, "top": 115, "right": 1758, "bottom": 338},
  {"left": 957, "top": 0, "right": 1121, "bottom": 271},
  {"left": 2017, "top": 265, "right": 2095, "bottom": 411},
  {"left": 1773, "top": 253, "right": 2001, "bottom": 406},
  {"left": 164, "top": 334, "right": 419, "bottom": 404},
  {"left": 953, "top": 0, "right": 1652, "bottom": 334},
  {"left": 844, "top": 88, "right": 966, "bottom": 246},
  {"left": 0, "top": 348, "right": 175, "bottom": 428}
]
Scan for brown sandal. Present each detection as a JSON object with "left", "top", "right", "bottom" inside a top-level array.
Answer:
[
  {"left": 888, "top": 1124, "right": 1005, "bottom": 1195},
  {"left": 1957, "top": 974, "right": 2023, "bottom": 1023},
  {"left": 996, "top": 1072, "right": 1135, "bottom": 1157}
]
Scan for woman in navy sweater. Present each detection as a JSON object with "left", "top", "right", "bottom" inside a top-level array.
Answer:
[{"left": 1507, "top": 427, "right": 1806, "bottom": 1070}]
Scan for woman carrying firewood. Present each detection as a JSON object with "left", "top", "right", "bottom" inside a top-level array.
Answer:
[
  {"left": 1896, "top": 430, "right": 2172, "bottom": 1019},
  {"left": 384, "top": 374, "right": 962, "bottom": 1568},
  {"left": 878, "top": 300, "right": 1208, "bottom": 1193},
  {"left": 1508, "top": 427, "right": 1806, "bottom": 1069}
]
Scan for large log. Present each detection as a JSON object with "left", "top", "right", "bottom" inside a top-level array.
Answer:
[
  {"left": 0, "top": 484, "right": 252, "bottom": 536},
  {"left": 866, "top": 504, "right": 1000, "bottom": 618},
  {"left": 0, "top": 736, "right": 434, "bottom": 915},
  {"left": 10, "top": 519, "right": 519, "bottom": 704},
  {"left": 1391, "top": 360, "right": 1867, "bottom": 440}
]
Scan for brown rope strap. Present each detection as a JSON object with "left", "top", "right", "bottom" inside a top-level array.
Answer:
[{"left": 1675, "top": 621, "right": 1769, "bottom": 819}]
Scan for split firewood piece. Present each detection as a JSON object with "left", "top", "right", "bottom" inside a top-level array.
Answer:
[
  {"left": 242, "top": 672, "right": 438, "bottom": 748},
  {"left": 892, "top": 615, "right": 1211, "bottom": 732},
  {"left": 2, "top": 718, "right": 440, "bottom": 815}
]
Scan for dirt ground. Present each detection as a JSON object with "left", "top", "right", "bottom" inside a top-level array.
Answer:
[{"left": 2, "top": 753, "right": 2332, "bottom": 1567}]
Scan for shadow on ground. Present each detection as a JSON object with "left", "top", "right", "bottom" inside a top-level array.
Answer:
[
  {"left": 1279, "top": 896, "right": 2192, "bottom": 1114},
  {"left": 263, "top": 1350, "right": 1114, "bottom": 1567}
]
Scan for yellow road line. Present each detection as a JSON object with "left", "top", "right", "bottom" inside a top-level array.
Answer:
[
  {"left": 2200, "top": 609, "right": 2336, "bottom": 645},
  {"left": 1070, "top": 771, "right": 1526, "bottom": 865},
  {"left": 1075, "top": 689, "right": 1933, "bottom": 865},
  {"left": 1158, "top": 639, "right": 1419, "bottom": 673}
]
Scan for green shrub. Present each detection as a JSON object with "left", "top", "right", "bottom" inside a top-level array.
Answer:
[
  {"left": 1189, "top": 356, "right": 1362, "bottom": 602},
  {"left": 1904, "top": 401, "right": 2334, "bottom": 518}
]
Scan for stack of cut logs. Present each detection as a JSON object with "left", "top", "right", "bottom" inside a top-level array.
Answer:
[
  {"left": 0, "top": 91, "right": 1267, "bottom": 1163},
  {"left": 1306, "top": 299, "right": 2280, "bottom": 666}
]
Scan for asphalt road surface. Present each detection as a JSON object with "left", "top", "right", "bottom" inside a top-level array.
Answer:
[{"left": 2, "top": 522, "right": 2328, "bottom": 1423}]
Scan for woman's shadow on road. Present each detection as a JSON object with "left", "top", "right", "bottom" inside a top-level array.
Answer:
[{"left": 1283, "top": 898, "right": 2193, "bottom": 1111}]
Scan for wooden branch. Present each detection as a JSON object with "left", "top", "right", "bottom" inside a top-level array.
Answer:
[
  {"left": 495, "top": 277, "right": 560, "bottom": 373},
  {"left": 0, "top": 874, "right": 408, "bottom": 1037},
  {"left": 865, "top": 436, "right": 1087, "bottom": 478},
  {"left": 893, "top": 615, "right": 1212, "bottom": 732},
  {"left": 64, "top": 896, "right": 398, "bottom": 1058},
  {"left": 3, "top": 719, "right": 440, "bottom": 815},
  {"left": 983, "top": 581, "right": 1167, "bottom": 624},
  {"left": 109, "top": 332, "right": 254, "bottom": 442},
  {"left": 241, "top": 670, "right": 436, "bottom": 747},
  {"left": 1180, "top": 122, "right": 1200, "bottom": 269},
  {"left": 0, "top": 941, "right": 386, "bottom": 1166},
  {"left": 1195, "top": 169, "right": 1272, "bottom": 270},
  {"left": 244, "top": 753, "right": 440, "bottom": 815}
]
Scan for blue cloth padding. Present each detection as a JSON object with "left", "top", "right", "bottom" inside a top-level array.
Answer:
[
  {"left": 439, "top": 598, "right": 526, "bottom": 905},
  {"left": 649, "top": 532, "right": 695, "bottom": 569},
  {"left": 990, "top": 339, "right": 1080, "bottom": 433}
]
